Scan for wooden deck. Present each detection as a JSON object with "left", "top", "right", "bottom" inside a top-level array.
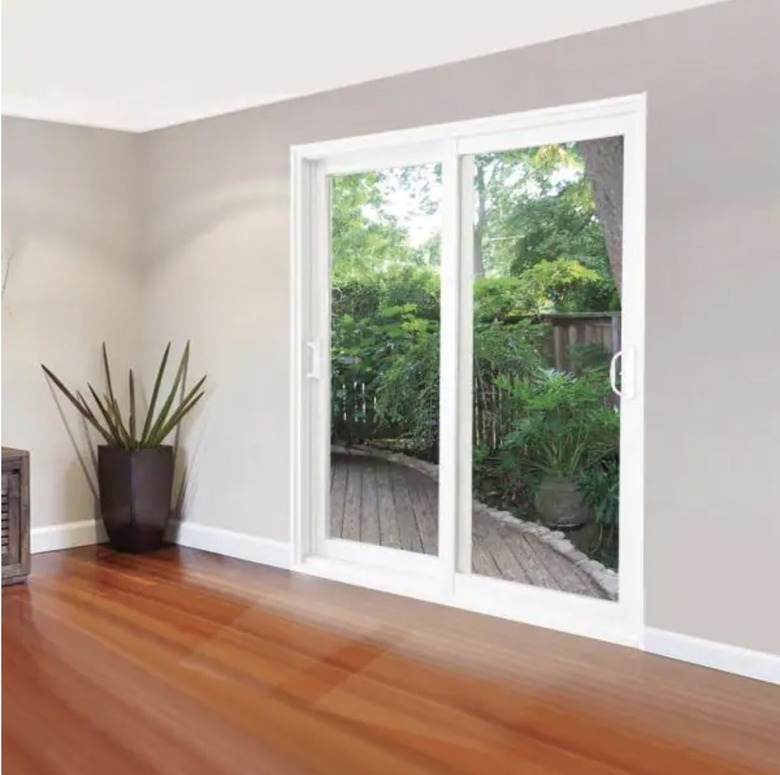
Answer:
[{"left": 330, "top": 453, "right": 609, "bottom": 599}]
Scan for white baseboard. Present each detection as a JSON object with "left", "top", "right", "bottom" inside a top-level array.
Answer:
[
  {"left": 644, "top": 627, "right": 780, "bottom": 686},
  {"left": 166, "top": 520, "right": 291, "bottom": 570},
  {"left": 31, "top": 519, "right": 108, "bottom": 554},
  {"left": 30, "top": 518, "right": 291, "bottom": 571}
]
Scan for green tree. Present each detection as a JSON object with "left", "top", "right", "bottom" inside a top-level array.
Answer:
[
  {"left": 331, "top": 145, "right": 620, "bottom": 313},
  {"left": 330, "top": 172, "right": 415, "bottom": 276}
]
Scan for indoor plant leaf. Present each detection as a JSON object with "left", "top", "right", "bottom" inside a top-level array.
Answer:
[
  {"left": 86, "top": 384, "right": 124, "bottom": 445},
  {"left": 140, "top": 342, "right": 171, "bottom": 445},
  {"left": 143, "top": 341, "right": 190, "bottom": 447},
  {"left": 148, "top": 391, "right": 206, "bottom": 447},
  {"left": 146, "top": 375, "right": 207, "bottom": 447},
  {"left": 128, "top": 369, "right": 137, "bottom": 444},
  {"left": 41, "top": 365, "right": 113, "bottom": 444}
]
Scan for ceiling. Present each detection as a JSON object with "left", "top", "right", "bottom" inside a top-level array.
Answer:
[{"left": 2, "top": 0, "right": 728, "bottom": 132}]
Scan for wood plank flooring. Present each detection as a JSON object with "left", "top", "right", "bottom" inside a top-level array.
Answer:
[
  {"left": 3, "top": 547, "right": 779, "bottom": 775},
  {"left": 330, "top": 453, "right": 608, "bottom": 599}
]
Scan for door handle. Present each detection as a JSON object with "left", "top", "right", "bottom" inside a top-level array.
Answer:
[
  {"left": 305, "top": 340, "right": 320, "bottom": 381},
  {"left": 609, "top": 350, "right": 622, "bottom": 397},
  {"left": 610, "top": 348, "right": 635, "bottom": 400}
]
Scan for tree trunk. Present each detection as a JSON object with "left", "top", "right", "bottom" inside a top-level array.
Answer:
[{"left": 576, "top": 137, "right": 624, "bottom": 298}]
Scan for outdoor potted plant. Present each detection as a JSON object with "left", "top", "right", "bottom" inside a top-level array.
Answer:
[
  {"left": 499, "top": 369, "right": 618, "bottom": 529},
  {"left": 42, "top": 342, "right": 205, "bottom": 553}
]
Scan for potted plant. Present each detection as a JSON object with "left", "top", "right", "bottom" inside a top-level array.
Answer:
[
  {"left": 499, "top": 369, "right": 618, "bottom": 529},
  {"left": 42, "top": 342, "right": 205, "bottom": 553}
]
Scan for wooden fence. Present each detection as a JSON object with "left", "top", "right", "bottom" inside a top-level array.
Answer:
[{"left": 541, "top": 312, "right": 621, "bottom": 372}]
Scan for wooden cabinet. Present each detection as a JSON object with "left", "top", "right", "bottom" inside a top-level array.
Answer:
[{"left": 2, "top": 448, "right": 30, "bottom": 586}]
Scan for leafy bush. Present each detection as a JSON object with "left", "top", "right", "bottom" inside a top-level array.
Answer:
[
  {"left": 374, "top": 321, "right": 441, "bottom": 459},
  {"left": 331, "top": 304, "right": 426, "bottom": 445},
  {"left": 474, "top": 277, "right": 534, "bottom": 321},
  {"left": 333, "top": 266, "right": 439, "bottom": 321},
  {"left": 378, "top": 266, "right": 440, "bottom": 320},
  {"left": 332, "top": 274, "right": 383, "bottom": 320},
  {"left": 497, "top": 368, "right": 619, "bottom": 479},
  {"left": 580, "top": 459, "right": 620, "bottom": 568},
  {"left": 518, "top": 258, "right": 613, "bottom": 314},
  {"left": 373, "top": 318, "right": 550, "bottom": 461}
]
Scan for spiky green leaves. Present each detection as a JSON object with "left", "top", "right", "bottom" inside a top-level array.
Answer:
[{"left": 42, "top": 342, "right": 206, "bottom": 449}]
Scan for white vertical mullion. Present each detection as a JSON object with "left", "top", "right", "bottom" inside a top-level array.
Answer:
[
  {"left": 437, "top": 140, "right": 461, "bottom": 589},
  {"left": 457, "top": 153, "right": 475, "bottom": 574},
  {"left": 290, "top": 151, "right": 306, "bottom": 566},
  {"left": 311, "top": 161, "right": 332, "bottom": 558},
  {"left": 618, "top": 103, "right": 647, "bottom": 643}
]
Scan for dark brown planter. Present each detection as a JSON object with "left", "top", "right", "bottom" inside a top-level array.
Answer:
[{"left": 97, "top": 446, "right": 174, "bottom": 553}]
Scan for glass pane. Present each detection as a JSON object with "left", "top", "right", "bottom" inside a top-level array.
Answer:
[
  {"left": 329, "top": 163, "right": 442, "bottom": 555},
  {"left": 468, "top": 140, "right": 622, "bottom": 600}
]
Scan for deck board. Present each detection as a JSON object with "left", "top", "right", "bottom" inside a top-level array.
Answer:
[
  {"left": 471, "top": 540, "right": 501, "bottom": 577},
  {"left": 360, "top": 460, "right": 380, "bottom": 545},
  {"left": 331, "top": 453, "right": 610, "bottom": 599},
  {"left": 341, "top": 461, "right": 362, "bottom": 542},
  {"left": 476, "top": 518, "right": 532, "bottom": 585},
  {"left": 406, "top": 470, "right": 438, "bottom": 555},
  {"left": 375, "top": 461, "right": 400, "bottom": 549},
  {"left": 330, "top": 458, "right": 348, "bottom": 538},
  {"left": 521, "top": 529, "right": 604, "bottom": 597},
  {"left": 389, "top": 463, "right": 423, "bottom": 553},
  {"left": 502, "top": 527, "right": 560, "bottom": 590}
]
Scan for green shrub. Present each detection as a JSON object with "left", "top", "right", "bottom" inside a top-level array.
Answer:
[
  {"left": 331, "top": 304, "right": 426, "bottom": 444},
  {"left": 580, "top": 460, "right": 620, "bottom": 569},
  {"left": 497, "top": 368, "right": 619, "bottom": 480},
  {"left": 378, "top": 266, "right": 440, "bottom": 320},
  {"left": 517, "top": 258, "right": 610, "bottom": 314},
  {"left": 332, "top": 265, "right": 440, "bottom": 321},
  {"left": 474, "top": 276, "right": 534, "bottom": 321},
  {"left": 374, "top": 321, "right": 440, "bottom": 459}
]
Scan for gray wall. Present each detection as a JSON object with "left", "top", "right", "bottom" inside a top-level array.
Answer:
[
  {"left": 2, "top": 118, "right": 142, "bottom": 528},
  {"left": 141, "top": 0, "right": 780, "bottom": 656}
]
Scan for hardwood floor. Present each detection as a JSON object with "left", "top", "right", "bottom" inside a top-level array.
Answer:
[{"left": 3, "top": 546, "right": 779, "bottom": 774}]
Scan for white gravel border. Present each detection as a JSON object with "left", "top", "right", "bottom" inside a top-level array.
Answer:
[{"left": 332, "top": 444, "right": 618, "bottom": 600}]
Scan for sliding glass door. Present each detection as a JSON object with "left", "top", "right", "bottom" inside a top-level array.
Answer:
[
  {"left": 293, "top": 96, "right": 645, "bottom": 643},
  {"left": 459, "top": 141, "right": 623, "bottom": 602},
  {"left": 329, "top": 163, "right": 443, "bottom": 560}
]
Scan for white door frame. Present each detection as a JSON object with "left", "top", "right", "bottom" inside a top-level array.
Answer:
[{"left": 290, "top": 94, "right": 646, "bottom": 647}]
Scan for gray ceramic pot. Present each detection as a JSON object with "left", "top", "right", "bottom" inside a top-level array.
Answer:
[{"left": 534, "top": 474, "right": 589, "bottom": 529}]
